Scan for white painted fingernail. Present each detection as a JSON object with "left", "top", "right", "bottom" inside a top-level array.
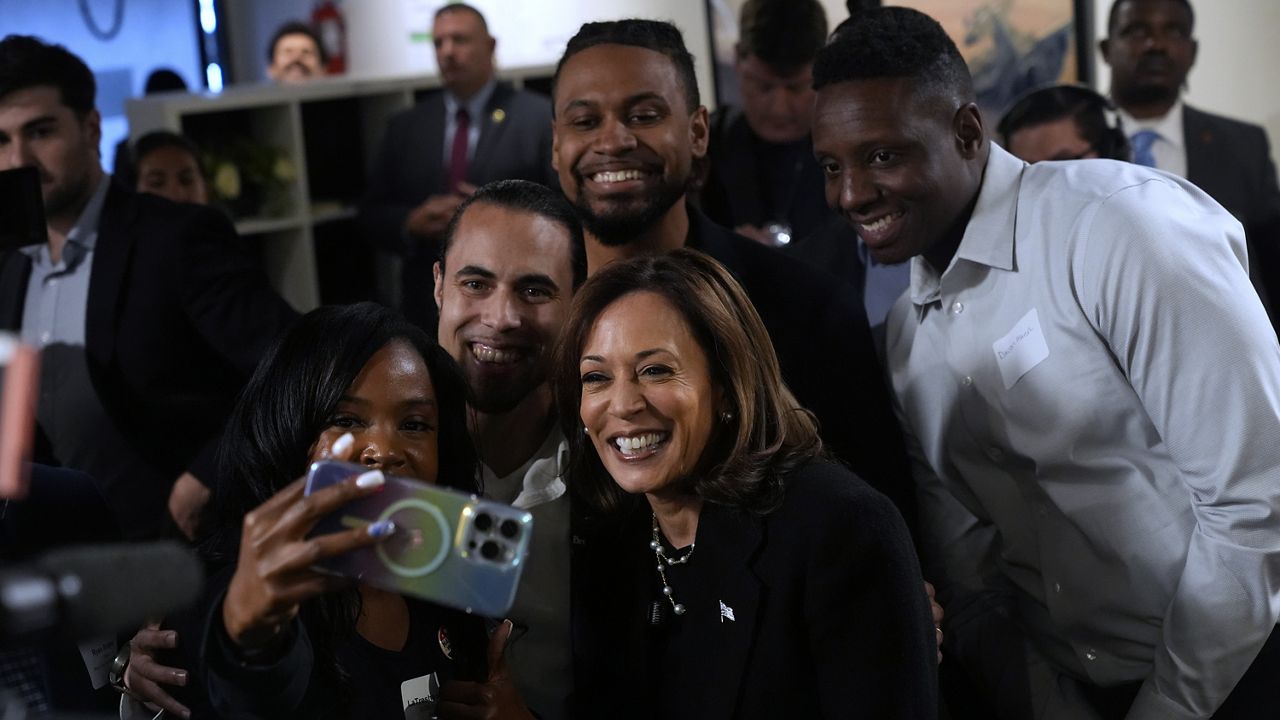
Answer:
[
  {"left": 355, "top": 469, "right": 385, "bottom": 489},
  {"left": 367, "top": 519, "right": 396, "bottom": 538},
  {"left": 330, "top": 432, "right": 354, "bottom": 458}
]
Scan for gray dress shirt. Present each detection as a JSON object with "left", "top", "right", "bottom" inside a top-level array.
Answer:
[{"left": 888, "top": 145, "right": 1280, "bottom": 719}]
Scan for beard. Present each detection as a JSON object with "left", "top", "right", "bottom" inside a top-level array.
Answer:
[
  {"left": 464, "top": 363, "right": 546, "bottom": 415},
  {"left": 41, "top": 162, "right": 95, "bottom": 221},
  {"left": 569, "top": 171, "right": 689, "bottom": 247}
]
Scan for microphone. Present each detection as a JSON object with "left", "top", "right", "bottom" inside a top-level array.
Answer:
[{"left": 0, "top": 541, "right": 203, "bottom": 643}]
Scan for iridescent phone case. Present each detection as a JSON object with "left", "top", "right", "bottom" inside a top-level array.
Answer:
[{"left": 304, "top": 460, "right": 532, "bottom": 617}]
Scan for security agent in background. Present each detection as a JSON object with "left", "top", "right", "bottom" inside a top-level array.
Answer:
[
  {"left": 266, "top": 20, "right": 328, "bottom": 84},
  {"left": 1100, "top": 0, "right": 1280, "bottom": 328},
  {"left": 698, "top": 0, "right": 833, "bottom": 247},
  {"left": 997, "top": 84, "right": 1132, "bottom": 163},
  {"left": 361, "top": 3, "right": 557, "bottom": 331},
  {"left": 0, "top": 36, "right": 297, "bottom": 540}
]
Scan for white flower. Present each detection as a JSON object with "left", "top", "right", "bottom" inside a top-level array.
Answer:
[{"left": 213, "top": 162, "right": 241, "bottom": 199}]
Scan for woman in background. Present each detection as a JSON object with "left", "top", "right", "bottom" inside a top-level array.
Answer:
[{"left": 133, "top": 130, "right": 208, "bottom": 205}]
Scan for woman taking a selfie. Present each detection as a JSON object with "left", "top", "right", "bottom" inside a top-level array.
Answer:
[
  {"left": 555, "top": 250, "right": 937, "bottom": 719},
  {"left": 126, "top": 303, "right": 532, "bottom": 719}
]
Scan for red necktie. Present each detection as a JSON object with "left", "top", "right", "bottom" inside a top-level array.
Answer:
[{"left": 448, "top": 108, "right": 470, "bottom": 194}]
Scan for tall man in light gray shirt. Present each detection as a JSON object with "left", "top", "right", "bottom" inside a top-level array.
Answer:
[{"left": 812, "top": 8, "right": 1280, "bottom": 720}]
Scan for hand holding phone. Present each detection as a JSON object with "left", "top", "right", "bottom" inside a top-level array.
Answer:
[
  {"left": 221, "top": 466, "right": 390, "bottom": 652},
  {"left": 304, "top": 460, "right": 532, "bottom": 617}
]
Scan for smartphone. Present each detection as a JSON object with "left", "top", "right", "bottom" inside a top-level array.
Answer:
[
  {"left": 0, "top": 166, "right": 47, "bottom": 250},
  {"left": 0, "top": 333, "right": 39, "bottom": 499},
  {"left": 303, "top": 460, "right": 533, "bottom": 617}
]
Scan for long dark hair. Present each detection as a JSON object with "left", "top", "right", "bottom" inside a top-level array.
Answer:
[
  {"left": 551, "top": 249, "right": 821, "bottom": 516},
  {"left": 204, "top": 302, "right": 478, "bottom": 703}
]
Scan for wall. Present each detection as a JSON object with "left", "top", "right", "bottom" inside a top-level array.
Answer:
[
  {"left": 223, "top": 0, "right": 714, "bottom": 108},
  {"left": 0, "top": 0, "right": 203, "bottom": 164},
  {"left": 1093, "top": 0, "right": 1280, "bottom": 168}
]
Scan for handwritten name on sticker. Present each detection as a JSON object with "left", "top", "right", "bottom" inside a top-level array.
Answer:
[{"left": 992, "top": 308, "right": 1049, "bottom": 390}]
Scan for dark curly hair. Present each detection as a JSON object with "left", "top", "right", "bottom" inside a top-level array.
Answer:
[
  {"left": 0, "top": 35, "right": 95, "bottom": 117},
  {"left": 204, "top": 302, "right": 478, "bottom": 706},
  {"left": 1106, "top": 0, "right": 1193, "bottom": 35},
  {"left": 737, "top": 0, "right": 828, "bottom": 74},
  {"left": 552, "top": 249, "right": 821, "bottom": 517},
  {"left": 817, "top": 6, "right": 973, "bottom": 103},
  {"left": 553, "top": 19, "right": 700, "bottom": 115}
]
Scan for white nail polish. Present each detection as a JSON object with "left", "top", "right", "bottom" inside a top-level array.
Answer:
[
  {"left": 330, "top": 432, "right": 354, "bottom": 458},
  {"left": 355, "top": 469, "right": 385, "bottom": 489}
]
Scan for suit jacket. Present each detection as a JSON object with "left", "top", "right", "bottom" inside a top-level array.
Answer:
[
  {"left": 1184, "top": 104, "right": 1280, "bottom": 325},
  {"left": 571, "top": 460, "right": 937, "bottom": 720},
  {"left": 699, "top": 106, "right": 834, "bottom": 242},
  {"left": 360, "top": 81, "right": 556, "bottom": 328},
  {"left": 687, "top": 209, "right": 916, "bottom": 526},
  {"left": 0, "top": 185, "right": 297, "bottom": 536}
]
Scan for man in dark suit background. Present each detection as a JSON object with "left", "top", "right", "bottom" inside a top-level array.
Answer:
[
  {"left": 698, "top": 0, "right": 834, "bottom": 247},
  {"left": 0, "top": 35, "right": 297, "bottom": 540},
  {"left": 1101, "top": 0, "right": 1280, "bottom": 326},
  {"left": 549, "top": 19, "right": 915, "bottom": 522},
  {"left": 361, "top": 2, "right": 557, "bottom": 330}
]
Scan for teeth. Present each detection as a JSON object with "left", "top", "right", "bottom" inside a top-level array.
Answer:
[
  {"left": 472, "top": 344, "right": 518, "bottom": 363},
  {"left": 614, "top": 432, "right": 666, "bottom": 456},
  {"left": 592, "top": 169, "right": 645, "bottom": 183},
  {"left": 860, "top": 211, "right": 903, "bottom": 233}
]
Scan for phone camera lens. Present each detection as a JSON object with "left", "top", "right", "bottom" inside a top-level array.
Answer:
[
  {"left": 500, "top": 519, "right": 520, "bottom": 538},
  {"left": 480, "top": 540, "right": 501, "bottom": 560},
  {"left": 474, "top": 513, "right": 493, "bottom": 532}
]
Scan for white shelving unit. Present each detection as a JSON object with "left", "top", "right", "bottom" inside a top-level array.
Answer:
[{"left": 127, "top": 66, "right": 555, "bottom": 311}]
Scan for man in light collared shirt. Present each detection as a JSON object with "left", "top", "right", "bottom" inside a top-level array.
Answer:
[
  {"left": 813, "top": 8, "right": 1280, "bottom": 720},
  {"left": 1100, "top": 0, "right": 1280, "bottom": 326},
  {"left": 0, "top": 35, "right": 295, "bottom": 540}
]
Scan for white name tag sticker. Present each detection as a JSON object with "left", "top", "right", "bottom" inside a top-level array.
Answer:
[
  {"left": 77, "top": 635, "right": 116, "bottom": 689},
  {"left": 402, "top": 672, "right": 441, "bottom": 720},
  {"left": 992, "top": 308, "right": 1049, "bottom": 390}
]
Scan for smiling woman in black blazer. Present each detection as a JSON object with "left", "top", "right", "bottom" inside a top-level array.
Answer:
[{"left": 553, "top": 249, "right": 937, "bottom": 720}]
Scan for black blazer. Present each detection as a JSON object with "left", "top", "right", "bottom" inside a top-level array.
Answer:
[
  {"left": 360, "top": 81, "right": 557, "bottom": 328},
  {"left": 0, "top": 185, "right": 297, "bottom": 535},
  {"left": 571, "top": 460, "right": 938, "bottom": 720},
  {"left": 687, "top": 209, "right": 916, "bottom": 526},
  {"left": 1184, "top": 104, "right": 1280, "bottom": 324},
  {"left": 699, "top": 105, "right": 834, "bottom": 242},
  {"left": 360, "top": 80, "right": 557, "bottom": 254}
]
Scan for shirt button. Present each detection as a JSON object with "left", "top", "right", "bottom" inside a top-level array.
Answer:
[
  {"left": 40, "top": 331, "right": 51, "bottom": 344},
  {"left": 1037, "top": 504, "right": 1048, "bottom": 518},
  {"left": 48, "top": 278, "right": 59, "bottom": 287},
  {"left": 1053, "top": 582, "right": 1062, "bottom": 594},
  {"left": 962, "top": 376, "right": 973, "bottom": 387},
  {"left": 951, "top": 301, "right": 964, "bottom": 315},
  {"left": 987, "top": 447, "right": 1004, "bottom": 462},
  {"left": 1085, "top": 649, "right": 1098, "bottom": 662}
]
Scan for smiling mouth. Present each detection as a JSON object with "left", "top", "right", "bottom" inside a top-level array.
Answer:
[
  {"left": 612, "top": 432, "right": 669, "bottom": 458},
  {"left": 856, "top": 210, "right": 904, "bottom": 242},
  {"left": 589, "top": 169, "right": 648, "bottom": 184},
  {"left": 470, "top": 343, "right": 522, "bottom": 364}
]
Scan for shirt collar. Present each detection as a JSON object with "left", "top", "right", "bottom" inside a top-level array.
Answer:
[
  {"left": 1116, "top": 98, "right": 1185, "bottom": 150},
  {"left": 66, "top": 173, "right": 109, "bottom": 252},
  {"left": 444, "top": 78, "right": 498, "bottom": 123},
  {"left": 908, "top": 144, "right": 1024, "bottom": 313},
  {"left": 24, "top": 173, "right": 109, "bottom": 269}
]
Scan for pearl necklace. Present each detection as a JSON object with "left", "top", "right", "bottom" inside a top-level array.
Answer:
[{"left": 650, "top": 512, "right": 695, "bottom": 616}]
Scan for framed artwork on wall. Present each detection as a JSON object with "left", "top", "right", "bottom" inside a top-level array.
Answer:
[{"left": 889, "top": 0, "right": 1092, "bottom": 119}]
